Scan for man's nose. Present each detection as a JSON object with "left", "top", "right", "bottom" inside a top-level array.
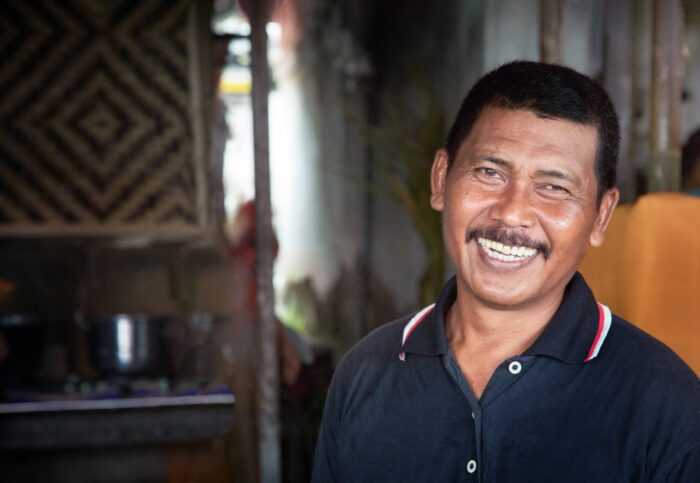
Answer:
[{"left": 489, "top": 182, "right": 536, "bottom": 228}]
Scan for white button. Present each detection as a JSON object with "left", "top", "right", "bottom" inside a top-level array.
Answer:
[
  {"left": 466, "top": 459, "right": 477, "bottom": 474},
  {"left": 471, "top": 411, "right": 475, "bottom": 419},
  {"left": 508, "top": 361, "right": 522, "bottom": 374}
]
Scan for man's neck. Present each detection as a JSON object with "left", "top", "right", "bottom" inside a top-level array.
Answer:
[{"left": 445, "top": 284, "right": 565, "bottom": 399}]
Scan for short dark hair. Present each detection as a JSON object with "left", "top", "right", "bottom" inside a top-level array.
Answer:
[{"left": 445, "top": 61, "right": 619, "bottom": 206}]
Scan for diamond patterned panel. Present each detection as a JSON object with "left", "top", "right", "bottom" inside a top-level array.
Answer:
[{"left": 0, "top": 0, "right": 201, "bottom": 228}]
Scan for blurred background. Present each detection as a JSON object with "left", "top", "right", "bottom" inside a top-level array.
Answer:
[{"left": 0, "top": 0, "right": 698, "bottom": 481}]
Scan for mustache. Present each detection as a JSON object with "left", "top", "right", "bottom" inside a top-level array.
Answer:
[{"left": 467, "top": 225, "right": 551, "bottom": 260}]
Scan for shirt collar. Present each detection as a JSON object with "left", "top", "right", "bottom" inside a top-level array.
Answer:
[
  {"left": 400, "top": 272, "right": 606, "bottom": 364},
  {"left": 522, "top": 272, "right": 607, "bottom": 364},
  {"left": 400, "top": 278, "right": 455, "bottom": 357}
]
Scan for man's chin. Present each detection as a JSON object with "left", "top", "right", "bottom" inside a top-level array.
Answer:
[
  {"left": 470, "top": 284, "right": 537, "bottom": 310},
  {"left": 460, "top": 262, "right": 547, "bottom": 309}
]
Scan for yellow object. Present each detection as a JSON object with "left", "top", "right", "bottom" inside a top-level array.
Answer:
[
  {"left": 580, "top": 193, "right": 700, "bottom": 374},
  {"left": 219, "top": 79, "right": 252, "bottom": 95}
]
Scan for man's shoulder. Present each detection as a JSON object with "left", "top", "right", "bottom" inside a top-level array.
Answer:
[
  {"left": 603, "top": 314, "right": 700, "bottom": 479},
  {"left": 607, "top": 315, "right": 697, "bottom": 376},
  {"left": 603, "top": 313, "right": 699, "bottom": 401},
  {"left": 336, "top": 313, "right": 411, "bottom": 369},
  {"left": 330, "top": 310, "right": 428, "bottom": 391}
]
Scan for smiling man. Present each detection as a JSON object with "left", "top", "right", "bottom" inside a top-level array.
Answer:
[{"left": 312, "top": 61, "right": 700, "bottom": 482}]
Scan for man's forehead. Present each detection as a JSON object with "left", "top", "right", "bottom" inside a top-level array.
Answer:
[
  {"left": 466, "top": 106, "right": 599, "bottom": 151},
  {"left": 458, "top": 107, "right": 599, "bottom": 176},
  {"left": 473, "top": 105, "right": 595, "bottom": 130}
]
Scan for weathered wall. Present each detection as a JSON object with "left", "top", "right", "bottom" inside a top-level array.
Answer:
[{"left": 683, "top": 0, "right": 700, "bottom": 139}]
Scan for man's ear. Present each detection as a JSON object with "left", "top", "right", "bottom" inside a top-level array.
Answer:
[
  {"left": 589, "top": 187, "right": 620, "bottom": 247},
  {"left": 430, "top": 149, "right": 449, "bottom": 212}
]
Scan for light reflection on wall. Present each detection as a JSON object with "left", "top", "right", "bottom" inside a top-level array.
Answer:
[
  {"left": 221, "top": 20, "right": 338, "bottom": 298},
  {"left": 269, "top": 75, "right": 335, "bottom": 294}
]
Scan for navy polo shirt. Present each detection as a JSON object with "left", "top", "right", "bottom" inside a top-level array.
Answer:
[{"left": 312, "top": 273, "right": 700, "bottom": 482}]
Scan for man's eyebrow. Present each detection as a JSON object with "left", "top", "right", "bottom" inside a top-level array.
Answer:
[
  {"left": 482, "top": 156, "right": 512, "bottom": 168},
  {"left": 534, "top": 169, "right": 581, "bottom": 184}
]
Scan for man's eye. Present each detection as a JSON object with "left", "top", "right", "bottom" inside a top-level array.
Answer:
[
  {"left": 543, "top": 184, "right": 570, "bottom": 194},
  {"left": 478, "top": 167, "right": 499, "bottom": 177}
]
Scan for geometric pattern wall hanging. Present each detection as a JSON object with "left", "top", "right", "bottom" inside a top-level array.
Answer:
[{"left": 0, "top": 0, "right": 208, "bottom": 233}]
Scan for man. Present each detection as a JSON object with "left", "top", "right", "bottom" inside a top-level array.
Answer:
[{"left": 312, "top": 61, "right": 700, "bottom": 482}]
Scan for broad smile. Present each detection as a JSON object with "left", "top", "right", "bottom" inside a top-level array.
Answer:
[{"left": 477, "top": 237, "right": 538, "bottom": 263}]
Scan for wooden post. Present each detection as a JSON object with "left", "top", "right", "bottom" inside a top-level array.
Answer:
[
  {"left": 188, "top": 0, "right": 213, "bottom": 227},
  {"left": 648, "top": 0, "right": 683, "bottom": 192},
  {"left": 603, "top": 0, "right": 635, "bottom": 202},
  {"left": 248, "top": 0, "right": 281, "bottom": 482},
  {"left": 540, "top": 0, "right": 562, "bottom": 64}
]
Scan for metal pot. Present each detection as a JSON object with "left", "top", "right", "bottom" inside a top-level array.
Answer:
[{"left": 85, "top": 314, "right": 169, "bottom": 376}]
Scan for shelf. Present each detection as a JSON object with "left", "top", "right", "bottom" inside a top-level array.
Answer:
[{"left": 0, "top": 393, "right": 235, "bottom": 449}]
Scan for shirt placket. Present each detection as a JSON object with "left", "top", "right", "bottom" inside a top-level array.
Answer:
[
  {"left": 443, "top": 350, "right": 482, "bottom": 482},
  {"left": 444, "top": 351, "right": 534, "bottom": 482}
]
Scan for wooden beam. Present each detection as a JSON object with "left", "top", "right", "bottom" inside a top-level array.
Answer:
[
  {"left": 603, "top": 0, "right": 635, "bottom": 202},
  {"left": 540, "top": 0, "right": 563, "bottom": 63},
  {"left": 248, "top": 0, "right": 281, "bottom": 482},
  {"left": 648, "top": 0, "right": 684, "bottom": 192},
  {"left": 0, "top": 224, "right": 210, "bottom": 240},
  {"left": 188, "top": 0, "right": 213, "bottom": 227}
]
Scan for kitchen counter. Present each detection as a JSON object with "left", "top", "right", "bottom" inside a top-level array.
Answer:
[{"left": 0, "top": 392, "right": 235, "bottom": 449}]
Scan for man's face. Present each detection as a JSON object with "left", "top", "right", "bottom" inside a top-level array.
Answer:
[{"left": 430, "top": 107, "right": 619, "bottom": 310}]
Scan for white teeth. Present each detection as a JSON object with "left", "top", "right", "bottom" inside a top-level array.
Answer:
[{"left": 476, "top": 237, "right": 537, "bottom": 262}]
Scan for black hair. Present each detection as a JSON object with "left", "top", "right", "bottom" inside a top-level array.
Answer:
[{"left": 445, "top": 61, "right": 619, "bottom": 206}]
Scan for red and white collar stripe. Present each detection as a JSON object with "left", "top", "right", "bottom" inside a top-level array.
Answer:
[
  {"left": 398, "top": 304, "right": 435, "bottom": 361},
  {"left": 397, "top": 302, "right": 611, "bottom": 363},
  {"left": 584, "top": 303, "right": 612, "bottom": 362}
]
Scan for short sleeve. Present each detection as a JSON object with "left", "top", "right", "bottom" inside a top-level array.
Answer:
[{"left": 653, "top": 444, "right": 700, "bottom": 482}]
